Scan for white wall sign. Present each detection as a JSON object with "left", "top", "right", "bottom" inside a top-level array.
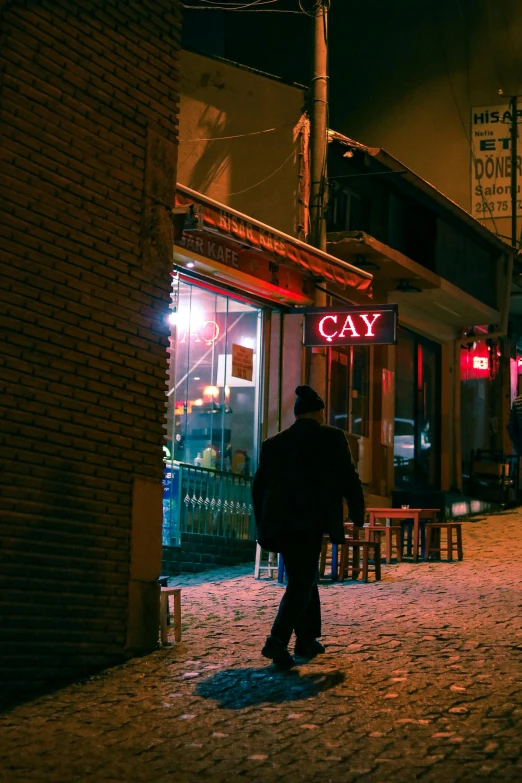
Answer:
[{"left": 471, "top": 101, "right": 522, "bottom": 220}]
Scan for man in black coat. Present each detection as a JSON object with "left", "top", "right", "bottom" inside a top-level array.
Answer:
[{"left": 252, "top": 384, "right": 365, "bottom": 668}]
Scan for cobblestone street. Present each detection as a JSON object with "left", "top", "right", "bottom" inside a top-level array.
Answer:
[{"left": 2, "top": 510, "right": 522, "bottom": 782}]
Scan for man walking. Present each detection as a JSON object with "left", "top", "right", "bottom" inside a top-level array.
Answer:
[{"left": 252, "top": 384, "right": 365, "bottom": 668}]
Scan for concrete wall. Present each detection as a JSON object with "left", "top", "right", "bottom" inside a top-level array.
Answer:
[
  {"left": 178, "top": 50, "right": 308, "bottom": 238},
  {"left": 0, "top": 0, "right": 181, "bottom": 697}
]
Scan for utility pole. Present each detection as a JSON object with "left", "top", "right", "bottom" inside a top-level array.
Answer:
[
  {"left": 510, "top": 95, "right": 518, "bottom": 249},
  {"left": 309, "top": 0, "right": 329, "bottom": 252},
  {"left": 308, "top": 0, "right": 329, "bottom": 398}
]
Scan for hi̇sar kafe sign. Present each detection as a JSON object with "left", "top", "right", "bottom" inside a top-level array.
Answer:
[
  {"left": 471, "top": 101, "right": 522, "bottom": 220},
  {"left": 303, "top": 305, "right": 398, "bottom": 347}
]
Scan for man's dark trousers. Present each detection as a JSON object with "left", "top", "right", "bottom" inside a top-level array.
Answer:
[{"left": 270, "top": 534, "right": 323, "bottom": 647}]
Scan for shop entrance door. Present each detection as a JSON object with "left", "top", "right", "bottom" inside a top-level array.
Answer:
[{"left": 394, "top": 329, "right": 441, "bottom": 489}]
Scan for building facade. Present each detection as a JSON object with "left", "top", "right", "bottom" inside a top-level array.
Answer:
[
  {"left": 176, "top": 49, "right": 309, "bottom": 239},
  {"left": 161, "top": 184, "right": 372, "bottom": 575},
  {"left": 326, "top": 132, "right": 512, "bottom": 508},
  {"left": 0, "top": 0, "right": 181, "bottom": 697},
  {"left": 161, "top": 52, "right": 513, "bottom": 581}
]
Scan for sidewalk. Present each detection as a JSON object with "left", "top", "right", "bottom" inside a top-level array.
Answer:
[{"left": 2, "top": 510, "right": 522, "bottom": 782}]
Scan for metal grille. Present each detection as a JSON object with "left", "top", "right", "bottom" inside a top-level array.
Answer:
[{"left": 163, "top": 462, "right": 254, "bottom": 546}]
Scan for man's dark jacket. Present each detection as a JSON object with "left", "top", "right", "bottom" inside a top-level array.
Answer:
[{"left": 252, "top": 418, "right": 365, "bottom": 552}]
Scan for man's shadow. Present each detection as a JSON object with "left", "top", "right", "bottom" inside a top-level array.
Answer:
[{"left": 195, "top": 667, "right": 345, "bottom": 709}]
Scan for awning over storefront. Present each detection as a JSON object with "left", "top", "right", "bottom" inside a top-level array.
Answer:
[
  {"left": 328, "top": 231, "right": 500, "bottom": 337},
  {"left": 174, "top": 184, "right": 372, "bottom": 306}
]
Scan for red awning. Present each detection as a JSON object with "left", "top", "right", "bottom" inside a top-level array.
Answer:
[{"left": 175, "top": 185, "right": 372, "bottom": 295}]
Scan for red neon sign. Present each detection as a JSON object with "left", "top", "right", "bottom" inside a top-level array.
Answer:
[
  {"left": 303, "top": 305, "right": 398, "bottom": 347},
  {"left": 460, "top": 344, "right": 491, "bottom": 380},
  {"left": 472, "top": 356, "right": 489, "bottom": 370}
]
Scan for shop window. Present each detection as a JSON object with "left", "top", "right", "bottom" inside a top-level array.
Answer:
[
  {"left": 166, "top": 279, "right": 262, "bottom": 476},
  {"left": 328, "top": 346, "right": 370, "bottom": 436},
  {"left": 394, "top": 329, "right": 440, "bottom": 489},
  {"left": 329, "top": 349, "right": 350, "bottom": 429},
  {"left": 327, "top": 185, "right": 370, "bottom": 233},
  {"left": 351, "top": 346, "right": 370, "bottom": 437}
]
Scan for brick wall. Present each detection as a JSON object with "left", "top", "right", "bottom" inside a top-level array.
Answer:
[
  {"left": 0, "top": 0, "right": 181, "bottom": 697},
  {"left": 162, "top": 535, "right": 257, "bottom": 577}
]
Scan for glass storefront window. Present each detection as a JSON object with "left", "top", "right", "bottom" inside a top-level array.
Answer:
[
  {"left": 163, "top": 278, "right": 262, "bottom": 544},
  {"left": 328, "top": 346, "right": 370, "bottom": 436},
  {"left": 329, "top": 349, "right": 350, "bottom": 429},
  {"left": 394, "top": 329, "right": 440, "bottom": 489},
  {"left": 351, "top": 346, "right": 369, "bottom": 437},
  {"left": 168, "top": 279, "right": 262, "bottom": 473}
]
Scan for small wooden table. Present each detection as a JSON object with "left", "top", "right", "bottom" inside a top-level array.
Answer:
[{"left": 366, "top": 508, "right": 440, "bottom": 561}]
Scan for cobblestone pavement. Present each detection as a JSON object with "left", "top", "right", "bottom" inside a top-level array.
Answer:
[{"left": 2, "top": 511, "right": 522, "bottom": 782}]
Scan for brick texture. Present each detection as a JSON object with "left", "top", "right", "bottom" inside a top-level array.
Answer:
[
  {"left": 162, "top": 534, "right": 257, "bottom": 577},
  {"left": 0, "top": 0, "right": 181, "bottom": 695}
]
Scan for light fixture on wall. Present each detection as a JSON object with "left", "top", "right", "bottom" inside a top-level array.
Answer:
[{"left": 396, "top": 279, "right": 421, "bottom": 293}]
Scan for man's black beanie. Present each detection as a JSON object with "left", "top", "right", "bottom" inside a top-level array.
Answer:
[{"left": 294, "top": 385, "right": 325, "bottom": 416}]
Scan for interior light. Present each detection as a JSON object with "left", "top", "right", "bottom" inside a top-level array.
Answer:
[
  {"left": 193, "top": 376, "right": 200, "bottom": 380},
  {"left": 186, "top": 262, "right": 195, "bottom": 269},
  {"left": 239, "top": 337, "right": 256, "bottom": 350}
]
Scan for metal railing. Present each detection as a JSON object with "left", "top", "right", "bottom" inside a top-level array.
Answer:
[{"left": 163, "top": 462, "right": 255, "bottom": 546}]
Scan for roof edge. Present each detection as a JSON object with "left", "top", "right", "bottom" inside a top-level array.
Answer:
[
  {"left": 182, "top": 48, "right": 308, "bottom": 94},
  {"left": 328, "top": 129, "right": 512, "bottom": 256}
]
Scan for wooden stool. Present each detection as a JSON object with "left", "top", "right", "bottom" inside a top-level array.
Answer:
[
  {"left": 339, "top": 538, "right": 381, "bottom": 583},
  {"left": 254, "top": 544, "right": 280, "bottom": 578},
  {"left": 160, "top": 587, "right": 182, "bottom": 644},
  {"left": 319, "top": 524, "right": 357, "bottom": 579},
  {"left": 425, "top": 523, "right": 463, "bottom": 562},
  {"left": 365, "top": 525, "right": 402, "bottom": 563},
  {"left": 319, "top": 536, "right": 335, "bottom": 577}
]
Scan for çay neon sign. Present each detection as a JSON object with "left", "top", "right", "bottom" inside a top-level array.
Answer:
[{"left": 303, "top": 305, "right": 398, "bottom": 347}]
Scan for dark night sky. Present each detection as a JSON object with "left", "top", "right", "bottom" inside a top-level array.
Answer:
[{"left": 181, "top": 0, "right": 522, "bottom": 139}]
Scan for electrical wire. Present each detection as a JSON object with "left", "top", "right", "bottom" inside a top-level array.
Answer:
[
  {"left": 228, "top": 148, "right": 296, "bottom": 196},
  {"left": 298, "top": 0, "right": 330, "bottom": 18},
  {"left": 196, "top": 0, "right": 276, "bottom": 5},
  {"left": 181, "top": 1, "right": 303, "bottom": 10},
  {"left": 180, "top": 124, "right": 293, "bottom": 141}
]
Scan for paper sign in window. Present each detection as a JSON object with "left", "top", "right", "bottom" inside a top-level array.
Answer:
[{"left": 231, "top": 344, "right": 254, "bottom": 382}]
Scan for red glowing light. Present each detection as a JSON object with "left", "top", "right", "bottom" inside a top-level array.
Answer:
[{"left": 304, "top": 306, "right": 397, "bottom": 347}]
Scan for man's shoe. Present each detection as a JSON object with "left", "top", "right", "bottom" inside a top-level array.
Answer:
[
  {"left": 294, "top": 639, "right": 326, "bottom": 659},
  {"left": 261, "top": 636, "right": 296, "bottom": 668}
]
